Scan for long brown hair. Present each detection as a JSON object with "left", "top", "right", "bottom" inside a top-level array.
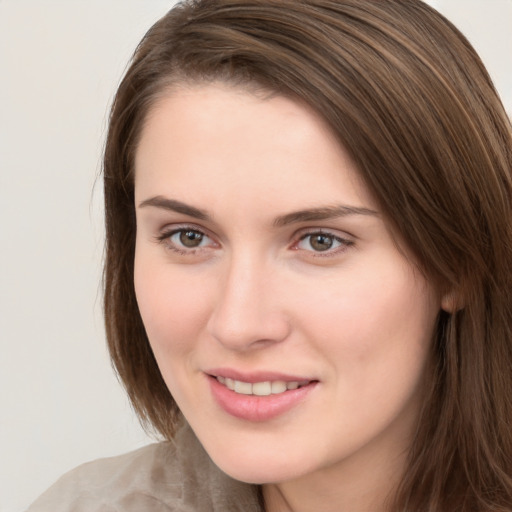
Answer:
[{"left": 103, "top": 1, "right": 512, "bottom": 510}]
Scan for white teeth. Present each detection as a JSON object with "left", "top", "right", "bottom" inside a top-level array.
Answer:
[
  {"left": 252, "top": 381, "right": 272, "bottom": 396},
  {"left": 216, "top": 377, "right": 306, "bottom": 395},
  {"left": 234, "top": 380, "right": 253, "bottom": 395},
  {"left": 271, "top": 381, "right": 287, "bottom": 394}
]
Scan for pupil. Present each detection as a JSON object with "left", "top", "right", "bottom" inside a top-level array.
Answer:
[
  {"left": 180, "top": 230, "right": 203, "bottom": 247},
  {"left": 311, "top": 234, "right": 333, "bottom": 251}
]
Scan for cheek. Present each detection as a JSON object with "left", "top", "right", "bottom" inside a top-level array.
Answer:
[
  {"left": 301, "top": 263, "right": 438, "bottom": 393},
  {"left": 133, "top": 250, "right": 212, "bottom": 357}
]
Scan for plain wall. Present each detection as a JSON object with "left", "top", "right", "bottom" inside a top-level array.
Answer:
[
  {"left": 1, "top": 2, "right": 511, "bottom": 511},
  {"left": 0, "top": 3, "right": 175, "bottom": 512}
]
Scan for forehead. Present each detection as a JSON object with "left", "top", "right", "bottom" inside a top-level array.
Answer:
[{"left": 134, "top": 83, "right": 374, "bottom": 212}]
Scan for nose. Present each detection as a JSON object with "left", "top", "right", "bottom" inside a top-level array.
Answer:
[{"left": 206, "top": 252, "right": 291, "bottom": 351}]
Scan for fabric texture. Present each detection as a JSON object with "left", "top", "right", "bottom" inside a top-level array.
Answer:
[{"left": 26, "top": 422, "right": 263, "bottom": 512}]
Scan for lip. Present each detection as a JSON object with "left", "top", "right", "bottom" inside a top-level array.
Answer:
[
  {"left": 206, "top": 369, "right": 318, "bottom": 422},
  {"left": 207, "top": 368, "right": 312, "bottom": 384}
]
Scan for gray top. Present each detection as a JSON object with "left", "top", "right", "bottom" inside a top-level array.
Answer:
[{"left": 27, "top": 422, "right": 262, "bottom": 512}]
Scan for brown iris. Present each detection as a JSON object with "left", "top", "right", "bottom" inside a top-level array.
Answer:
[
  {"left": 309, "top": 234, "right": 334, "bottom": 251},
  {"left": 179, "top": 230, "right": 204, "bottom": 248}
]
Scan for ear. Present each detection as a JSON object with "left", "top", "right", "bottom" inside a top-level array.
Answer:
[{"left": 441, "top": 290, "right": 462, "bottom": 313}]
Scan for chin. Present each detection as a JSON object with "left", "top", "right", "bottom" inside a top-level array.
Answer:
[
  {"left": 205, "top": 442, "right": 310, "bottom": 485},
  {"left": 216, "top": 461, "right": 297, "bottom": 485}
]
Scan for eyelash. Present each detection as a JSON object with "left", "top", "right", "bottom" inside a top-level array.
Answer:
[{"left": 155, "top": 226, "right": 354, "bottom": 257}]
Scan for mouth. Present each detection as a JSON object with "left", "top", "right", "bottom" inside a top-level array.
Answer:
[
  {"left": 214, "top": 375, "right": 312, "bottom": 396},
  {"left": 207, "top": 372, "right": 318, "bottom": 421}
]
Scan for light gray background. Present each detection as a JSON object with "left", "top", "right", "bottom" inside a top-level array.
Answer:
[{"left": 1, "top": 2, "right": 511, "bottom": 511}]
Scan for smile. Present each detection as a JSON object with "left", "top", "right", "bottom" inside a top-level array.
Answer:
[
  {"left": 209, "top": 373, "right": 318, "bottom": 421},
  {"left": 215, "top": 376, "right": 309, "bottom": 396}
]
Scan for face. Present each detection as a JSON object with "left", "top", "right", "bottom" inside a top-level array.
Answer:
[{"left": 134, "top": 84, "right": 441, "bottom": 489}]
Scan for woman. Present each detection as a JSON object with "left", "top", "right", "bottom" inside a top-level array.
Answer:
[{"left": 28, "top": 0, "right": 512, "bottom": 511}]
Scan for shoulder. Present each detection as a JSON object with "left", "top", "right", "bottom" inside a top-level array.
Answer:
[
  {"left": 26, "top": 442, "right": 181, "bottom": 512},
  {"left": 26, "top": 422, "right": 262, "bottom": 512}
]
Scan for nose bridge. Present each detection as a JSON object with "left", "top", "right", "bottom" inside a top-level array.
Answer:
[{"left": 207, "top": 247, "right": 289, "bottom": 350}]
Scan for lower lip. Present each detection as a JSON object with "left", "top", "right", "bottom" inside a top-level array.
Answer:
[{"left": 208, "top": 376, "right": 317, "bottom": 422}]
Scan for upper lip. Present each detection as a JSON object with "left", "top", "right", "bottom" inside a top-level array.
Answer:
[{"left": 206, "top": 368, "right": 315, "bottom": 383}]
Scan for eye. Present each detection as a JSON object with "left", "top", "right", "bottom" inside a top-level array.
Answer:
[
  {"left": 157, "top": 227, "right": 216, "bottom": 253},
  {"left": 295, "top": 231, "right": 353, "bottom": 254},
  {"left": 173, "top": 229, "right": 207, "bottom": 248}
]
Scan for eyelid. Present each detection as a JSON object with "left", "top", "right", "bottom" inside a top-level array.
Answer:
[
  {"left": 293, "top": 226, "right": 355, "bottom": 241},
  {"left": 157, "top": 222, "right": 213, "bottom": 238}
]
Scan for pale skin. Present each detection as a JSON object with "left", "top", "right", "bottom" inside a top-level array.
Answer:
[{"left": 133, "top": 83, "right": 449, "bottom": 512}]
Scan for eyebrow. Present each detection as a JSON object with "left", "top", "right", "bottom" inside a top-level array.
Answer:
[
  {"left": 273, "top": 205, "right": 379, "bottom": 227},
  {"left": 138, "top": 196, "right": 379, "bottom": 226},
  {"left": 138, "top": 196, "right": 210, "bottom": 220}
]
